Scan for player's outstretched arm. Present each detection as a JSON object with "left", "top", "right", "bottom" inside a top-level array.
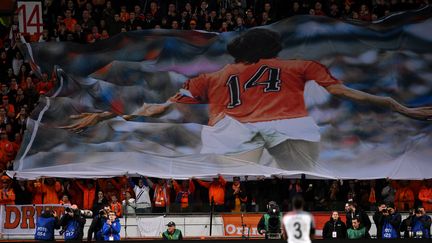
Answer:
[
  {"left": 59, "top": 111, "right": 117, "bottom": 133},
  {"left": 325, "top": 83, "right": 432, "bottom": 121},
  {"left": 60, "top": 101, "right": 172, "bottom": 132},
  {"left": 122, "top": 101, "right": 172, "bottom": 121}
]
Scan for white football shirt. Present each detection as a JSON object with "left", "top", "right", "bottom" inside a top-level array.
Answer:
[{"left": 283, "top": 210, "right": 315, "bottom": 243}]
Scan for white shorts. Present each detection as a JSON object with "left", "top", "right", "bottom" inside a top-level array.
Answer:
[{"left": 200, "top": 115, "right": 320, "bottom": 155}]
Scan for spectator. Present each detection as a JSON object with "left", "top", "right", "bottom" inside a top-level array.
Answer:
[
  {"left": 381, "top": 179, "right": 396, "bottom": 205},
  {"left": 189, "top": 20, "right": 198, "bottom": 30},
  {"left": 359, "top": 4, "right": 372, "bottom": 21},
  {"left": 98, "top": 178, "right": 121, "bottom": 201},
  {"left": 126, "top": 12, "right": 143, "bottom": 31},
  {"left": 322, "top": 211, "right": 347, "bottom": 239},
  {"left": 27, "top": 179, "right": 43, "bottom": 204},
  {"left": 0, "top": 51, "right": 11, "bottom": 81},
  {"left": 122, "top": 191, "right": 136, "bottom": 215},
  {"left": 347, "top": 217, "right": 370, "bottom": 239},
  {"left": 314, "top": 2, "right": 326, "bottom": 16},
  {"left": 75, "top": 179, "right": 96, "bottom": 210},
  {"left": 35, "top": 73, "right": 54, "bottom": 94},
  {"left": 394, "top": 180, "right": 415, "bottom": 211},
  {"left": 148, "top": 1, "right": 161, "bottom": 23},
  {"left": 127, "top": 177, "right": 151, "bottom": 214},
  {"left": 260, "top": 12, "right": 272, "bottom": 25},
  {"left": 64, "top": 9, "right": 77, "bottom": 32},
  {"left": 62, "top": 180, "right": 83, "bottom": 209},
  {"left": 162, "top": 221, "right": 183, "bottom": 240},
  {"left": 225, "top": 176, "right": 247, "bottom": 212},
  {"left": 109, "top": 195, "right": 122, "bottom": 218},
  {"left": 0, "top": 175, "right": 15, "bottom": 204},
  {"left": 244, "top": 9, "right": 257, "bottom": 28},
  {"left": 11, "top": 51, "right": 23, "bottom": 77},
  {"left": 196, "top": 174, "right": 226, "bottom": 212},
  {"left": 172, "top": 178, "right": 195, "bottom": 212},
  {"left": 93, "top": 190, "right": 109, "bottom": 215},
  {"left": 419, "top": 179, "right": 432, "bottom": 212},
  {"left": 79, "top": 10, "right": 96, "bottom": 33},
  {"left": 13, "top": 180, "right": 32, "bottom": 204},
  {"left": 147, "top": 178, "right": 171, "bottom": 213},
  {"left": 34, "top": 210, "right": 60, "bottom": 241},
  {"left": 233, "top": 17, "right": 246, "bottom": 32},
  {"left": 60, "top": 195, "right": 72, "bottom": 206},
  {"left": 41, "top": 178, "right": 62, "bottom": 204},
  {"left": 102, "top": 211, "right": 121, "bottom": 241},
  {"left": 143, "top": 13, "right": 156, "bottom": 29},
  {"left": 328, "top": 180, "right": 341, "bottom": 210}
]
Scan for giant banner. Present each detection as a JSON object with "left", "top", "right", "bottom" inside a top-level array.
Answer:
[{"left": 9, "top": 7, "right": 432, "bottom": 180}]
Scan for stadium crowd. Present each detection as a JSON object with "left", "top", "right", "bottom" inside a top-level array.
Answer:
[
  {"left": 0, "top": 0, "right": 430, "bottom": 43},
  {"left": 1, "top": 174, "right": 432, "bottom": 215}
]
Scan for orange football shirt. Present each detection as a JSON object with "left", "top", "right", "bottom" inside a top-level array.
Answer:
[{"left": 170, "top": 58, "right": 341, "bottom": 124}]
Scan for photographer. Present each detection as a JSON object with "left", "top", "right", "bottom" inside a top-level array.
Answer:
[
  {"left": 257, "top": 201, "right": 283, "bottom": 239},
  {"left": 400, "top": 208, "right": 416, "bottom": 238},
  {"left": 345, "top": 202, "right": 371, "bottom": 231},
  {"left": 411, "top": 207, "right": 431, "bottom": 238},
  {"left": 59, "top": 205, "right": 86, "bottom": 241},
  {"left": 102, "top": 211, "right": 121, "bottom": 241},
  {"left": 373, "top": 202, "right": 401, "bottom": 239},
  {"left": 87, "top": 205, "right": 110, "bottom": 241},
  {"left": 34, "top": 209, "right": 60, "bottom": 241}
]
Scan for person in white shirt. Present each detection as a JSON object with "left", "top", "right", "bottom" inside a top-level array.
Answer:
[
  {"left": 282, "top": 195, "right": 315, "bottom": 243},
  {"left": 129, "top": 177, "right": 152, "bottom": 213}
]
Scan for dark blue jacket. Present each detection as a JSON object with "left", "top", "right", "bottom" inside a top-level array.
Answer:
[{"left": 35, "top": 215, "right": 59, "bottom": 241}]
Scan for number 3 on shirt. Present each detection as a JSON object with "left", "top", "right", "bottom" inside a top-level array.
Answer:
[{"left": 226, "top": 65, "right": 281, "bottom": 108}]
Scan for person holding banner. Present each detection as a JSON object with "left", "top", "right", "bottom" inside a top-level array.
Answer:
[
  {"left": 34, "top": 209, "right": 60, "bottom": 241},
  {"left": 63, "top": 28, "right": 432, "bottom": 171}
]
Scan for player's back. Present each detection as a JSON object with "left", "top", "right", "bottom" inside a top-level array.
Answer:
[{"left": 283, "top": 210, "right": 315, "bottom": 243}]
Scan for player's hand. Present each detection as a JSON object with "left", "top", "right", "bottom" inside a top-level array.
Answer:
[
  {"left": 59, "top": 112, "right": 105, "bottom": 133},
  {"left": 399, "top": 106, "right": 432, "bottom": 121},
  {"left": 125, "top": 103, "right": 170, "bottom": 120}
]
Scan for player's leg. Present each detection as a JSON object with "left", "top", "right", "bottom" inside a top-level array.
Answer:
[
  {"left": 200, "top": 115, "right": 264, "bottom": 162},
  {"left": 225, "top": 147, "right": 264, "bottom": 162},
  {"left": 250, "top": 117, "right": 321, "bottom": 171},
  {"left": 267, "top": 139, "right": 320, "bottom": 171}
]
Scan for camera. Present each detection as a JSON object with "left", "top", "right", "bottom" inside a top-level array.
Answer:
[
  {"left": 267, "top": 201, "right": 280, "bottom": 215},
  {"left": 99, "top": 209, "right": 108, "bottom": 216},
  {"left": 266, "top": 201, "right": 281, "bottom": 236},
  {"left": 65, "top": 207, "right": 93, "bottom": 218}
]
